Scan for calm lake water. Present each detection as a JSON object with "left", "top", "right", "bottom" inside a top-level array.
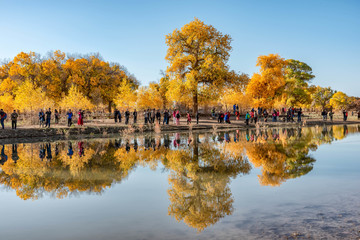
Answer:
[{"left": 0, "top": 125, "right": 359, "bottom": 240}]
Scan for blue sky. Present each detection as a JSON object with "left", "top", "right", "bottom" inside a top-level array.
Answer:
[{"left": 1, "top": 0, "right": 359, "bottom": 96}]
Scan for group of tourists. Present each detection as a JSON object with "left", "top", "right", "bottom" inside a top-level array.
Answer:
[
  {"left": 320, "top": 109, "right": 349, "bottom": 121},
  {"left": 113, "top": 109, "right": 200, "bottom": 126},
  {"left": 38, "top": 108, "right": 84, "bottom": 128},
  {"left": 114, "top": 109, "right": 163, "bottom": 125},
  {"left": 235, "top": 107, "right": 305, "bottom": 125},
  {"left": 0, "top": 108, "right": 84, "bottom": 130},
  {"left": 0, "top": 109, "right": 19, "bottom": 130},
  {"left": 0, "top": 105, "right": 359, "bottom": 131},
  {"left": 217, "top": 111, "right": 232, "bottom": 124},
  {"left": 321, "top": 109, "right": 334, "bottom": 121}
]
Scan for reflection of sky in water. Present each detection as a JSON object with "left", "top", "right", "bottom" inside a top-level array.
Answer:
[{"left": 0, "top": 125, "right": 359, "bottom": 240}]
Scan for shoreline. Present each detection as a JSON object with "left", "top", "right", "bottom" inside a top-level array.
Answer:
[{"left": 0, "top": 119, "right": 359, "bottom": 144}]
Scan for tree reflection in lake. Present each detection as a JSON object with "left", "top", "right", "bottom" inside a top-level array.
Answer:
[{"left": 0, "top": 124, "right": 359, "bottom": 231}]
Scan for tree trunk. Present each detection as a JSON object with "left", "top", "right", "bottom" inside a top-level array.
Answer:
[
  {"left": 192, "top": 89, "right": 198, "bottom": 116},
  {"left": 108, "top": 101, "right": 112, "bottom": 113}
]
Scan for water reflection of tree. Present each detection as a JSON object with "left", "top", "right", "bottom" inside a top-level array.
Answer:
[
  {"left": 165, "top": 138, "right": 251, "bottom": 231},
  {"left": 242, "top": 125, "right": 358, "bottom": 186},
  {"left": 0, "top": 141, "right": 134, "bottom": 200},
  {"left": 0, "top": 125, "right": 358, "bottom": 229}
]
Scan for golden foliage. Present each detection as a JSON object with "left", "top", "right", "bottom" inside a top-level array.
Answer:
[
  {"left": 245, "top": 54, "right": 287, "bottom": 108},
  {"left": 136, "top": 83, "right": 163, "bottom": 110},
  {"left": 114, "top": 79, "right": 138, "bottom": 110},
  {"left": 0, "top": 93, "right": 15, "bottom": 112},
  {"left": 60, "top": 85, "right": 95, "bottom": 110},
  {"left": 329, "top": 91, "right": 352, "bottom": 110},
  {"left": 14, "top": 79, "right": 50, "bottom": 111},
  {"left": 0, "top": 50, "right": 138, "bottom": 112},
  {"left": 166, "top": 18, "right": 238, "bottom": 114}
]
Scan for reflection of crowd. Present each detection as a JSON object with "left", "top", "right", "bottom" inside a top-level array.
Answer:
[
  {"left": 0, "top": 125, "right": 355, "bottom": 165},
  {"left": 1, "top": 144, "right": 20, "bottom": 165}
]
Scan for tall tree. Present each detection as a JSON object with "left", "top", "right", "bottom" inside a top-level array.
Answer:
[{"left": 165, "top": 18, "right": 234, "bottom": 115}]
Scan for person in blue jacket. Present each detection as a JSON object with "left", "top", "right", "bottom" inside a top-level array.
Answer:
[{"left": 67, "top": 109, "right": 73, "bottom": 127}]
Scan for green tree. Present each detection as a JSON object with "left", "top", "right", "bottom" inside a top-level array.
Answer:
[
  {"left": 311, "top": 86, "right": 334, "bottom": 109},
  {"left": 282, "top": 59, "right": 315, "bottom": 106}
]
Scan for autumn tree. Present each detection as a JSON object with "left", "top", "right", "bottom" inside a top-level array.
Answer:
[
  {"left": 0, "top": 50, "right": 138, "bottom": 113},
  {"left": 8, "top": 51, "right": 42, "bottom": 87},
  {"left": 245, "top": 54, "right": 287, "bottom": 108},
  {"left": 63, "top": 55, "right": 138, "bottom": 111},
  {"left": 40, "top": 50, "right": 68, "bottom": 101},
  {"left": 157, "top": 72, "right": 170, "bottom": 109},
  {"left": 0, "top": 93, "right": 15, "bottom": 113},
  {"left": 60, "top": 85, "right": 95, "bottom": 111},
  {"left": 114, "top": 78, "right": 138, "bottom": 110},
  {"left": 14, "top": 80, "right": 49, "bottom": 122},
  {"left": 165, "top": 77, "right": 193, "bottom": 108},
  {"left": 329, "top": 91, "right": 352, "bottom": 110},
  {"left": 136, "top": 83, "right": 163, "bottom": 110},
  {"left": 218, "top": 72, "right": 250, "bottom": 111},
  {"left": 166, "top": 18, "right": 240, "bottom": 115}
]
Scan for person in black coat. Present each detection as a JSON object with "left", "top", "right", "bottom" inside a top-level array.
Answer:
[
  {"left": 133, "top": 109, "right": 137, "bottom": 124},
  {"left": 125, "top": 109, "right": 130, "bottom": 124},
  {"left": 114, "top": 109, "right": 120, "bottom": 123}
]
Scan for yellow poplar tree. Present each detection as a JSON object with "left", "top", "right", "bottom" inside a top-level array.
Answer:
[
  {"left": 165, "top": 18, "right": 234, "bottom": 115},
  {"left": 60, "top": 85, "right": 94, "bottom": 110},
  {"left": 329, "top": 91, "right": 352, "bottom": 110},
  {"left": 0, "top": 93, "right": 15, "bottom": 112},
  {"left": 166, "top": 78, "right": 193, "bottom": 108},
  {"left": 246, "top": 54, "right": 287, "bottom": 109},
  {"left": 114, "top": 79, "right": 137, "bottom": 110},
  {"left": 136, "top": 84, "right": 163, "bottom": 110},
  {"left": 40, "top": 50, "right": 67, "bottom": 101},
  {"left": 14, "top": 80, "right": 45, "bottom": 112}
]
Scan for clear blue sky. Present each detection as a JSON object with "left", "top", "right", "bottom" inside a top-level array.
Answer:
[{"left": 1, "top": 0, "right": 359, "bottom": 96}]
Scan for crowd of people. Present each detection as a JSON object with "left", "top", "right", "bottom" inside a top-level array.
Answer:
[
  {"left": 217, "top": 106, "right": 303, "bottom": 126},
  {"left": 113, "top": 108, "right": 200, "bottom": 126},
  {"left": 320, "top": 109, "right": 351, "bottom": 121},
  {"left": 38, "top": 108, "right": 85, "bottom": 128},
  {"left": 0, "top": 105, "right": 359, "bottom": 130}
]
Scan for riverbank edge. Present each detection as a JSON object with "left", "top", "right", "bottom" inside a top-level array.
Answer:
[{"left": 1, "top": 120, "right": 359, "bottom": 144}]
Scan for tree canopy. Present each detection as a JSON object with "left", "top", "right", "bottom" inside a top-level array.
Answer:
[{"left": 165, "top": 18, "right": 247, "bottom": 114}]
